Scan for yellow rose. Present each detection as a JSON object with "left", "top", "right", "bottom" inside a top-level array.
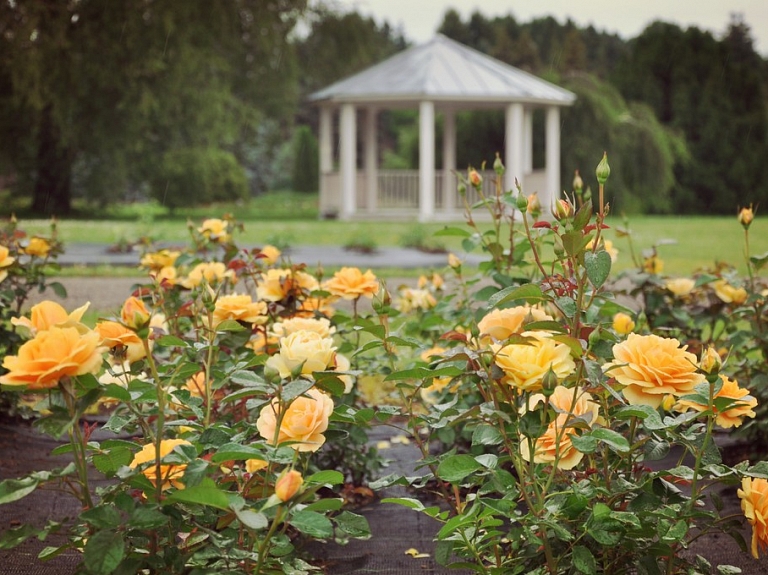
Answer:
[
  {"left": 213, "top": 294, "right": 268, "bottom": 326},
  {"left": 739, "top": 205, "right": 755, "bottom": 229},
  {"left": 0, "top": 327, "right": 105, "bottom": 390},
  {"left": 674, "top": 374, "right": 757, "bottom": 429},
  {"left": 643, "top": 255, "right": 664, "bottom": 274},
  {"left": 477, "top": 306, "right": 553, "bottom": 344},
  {"left": 738, "top": 477, "right": 768, "bottom": 558},
  {"left": 198, "top": 218, "right": 230, "bottom": 243},
  {"left": 604, "top": 333, "right": 705, "bottom": 407},
  {"left": 665, "top": 278, "right": 695, "bottom": 298},
  {"left": 448, "top": 253, "right": 462, "bottom": 269},
  {"left": 323, "top": 267, "right": 379, "bottom": 300},
  {"left": 121, "top": 296, "right": 151, "bottom": 330},
  {"left": 493, "top": 331, "right": 576, "bottom": 392},
  {"left": 468, "top": 168, "right": 482, "bottom": 188},
  {"left": 713, "top": 280, "right": 748, "bottom": 305},
  {"left": 256, "top": 387, "right": 334, "bottom": 452},
  {"left": 24, "top": 237, "right": 51, "bottom": 257},
  {"left": 152, "top": 265, "right": 178, "bottom": 287},
  {"left": 181, "top": 261, "right": 236, "bottom": 288},
  {"left": 11, "top": 300, "right": 90, "bottom": 335},
  {"left": 275, "top": 469, "right": 304, "bottom": 501},
  {"left": 256, "top": 269, "right": 318, "bottom": 302},
  {"left": 395, "top": 288, "right": 436, "bottom": 313},
  {"left": 0, "top": 245, "right": 15, "bottom": 283},
  {"left": 612, "top": 312, "right": 635, "bottom": 335},
  {"left": 272, "top": 316, "right": 335, "bottom": 339},
  {"left": 259, "top": 245, "right": 281, "bottom": 265},
  {"left": 95, "top": 320, "right": 147, "bottom": 363},
  {"left": 130, "top": 439, "right": 192, "bottom": 490},
  {"left": 334, "top": 352, "right": 354, "bottom": 394},
  {"left": 140, "top": 249, "right": 180, "bottom": 271},
  {"left": 245, "top": 458, "right": 268, "bottom": 474},
  {"left": 265, "top": 330, "right": 336, "bottom": 379}
]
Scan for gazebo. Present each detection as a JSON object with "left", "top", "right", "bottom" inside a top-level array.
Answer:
[{"left": 309, "top": 34, "right": 576, "bottom": 221}]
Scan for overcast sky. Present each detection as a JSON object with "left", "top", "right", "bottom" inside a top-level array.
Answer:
[{"left": 328, "top": 0, "right": 768, "bottom": 56}]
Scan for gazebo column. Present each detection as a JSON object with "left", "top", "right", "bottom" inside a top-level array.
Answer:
[
  {"left": 319, "top": 106, "right": 333, "bottom": 214},
  {"left": 524, "top": 108, "right": 533, "bottom": 174},
  {"left": 340, "top": 103, "right": 357, "bottom": 220},
  {"left": 442, "top": 109, "right": 456, "bottom": 214},
  {"left": 504, "top": 102, "right": 525, "bottom": 195},
  {"left": 545, "top": 105, "right": 561, "bottom": 212},
  {"left": 364, "top": 107, "right": 378, "bottom": 213},
  {"left": 419, "top": 100, "right": 435, "bottom": 222}
]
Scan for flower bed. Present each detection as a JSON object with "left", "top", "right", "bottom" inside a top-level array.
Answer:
[{"left": 1, "top": 157, "right": 767, "bottom": 574}]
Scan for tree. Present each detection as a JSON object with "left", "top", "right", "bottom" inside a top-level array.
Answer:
[
  {"left": 291, "top": 126, "right": 319, "bottom": 193},
  {"left": 0, "top": 0, "right": 306, "bottom": 215}
]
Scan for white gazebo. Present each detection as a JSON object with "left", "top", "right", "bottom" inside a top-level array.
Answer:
[{"left": 309, "top": 34, "right": 576, "bottom": 221}]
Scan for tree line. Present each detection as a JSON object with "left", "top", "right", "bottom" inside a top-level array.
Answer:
[{"left": 0, "top": 2, "right": 766, "bottom": 215}]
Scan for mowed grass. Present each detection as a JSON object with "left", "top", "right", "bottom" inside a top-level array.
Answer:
[{"left": 13, "top": 195, "right": 765, "bottom": 277}]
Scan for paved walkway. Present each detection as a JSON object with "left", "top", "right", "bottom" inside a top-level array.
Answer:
[{"left": 58, "top": 243, "right": 482, "bottom": 269}]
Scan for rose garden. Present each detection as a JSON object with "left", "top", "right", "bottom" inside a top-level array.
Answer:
[{"left": 1, "top": 156, "right": 768, "bottom": 574}]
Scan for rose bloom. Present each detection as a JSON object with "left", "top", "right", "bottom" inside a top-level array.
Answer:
[
  {"left": 296, "top": 294, "right": 336, "bottom": 318},
  {"left": 323, "top": 267, "right": 379, "bottom": 300},
  {"left": 256, "top": 387, "right": 334, "bottom": 452},
  {"left": 665, "top": 278, "right": 696, "bottom": 298},
  {"left": 493, "top": 331, "right": 576, "bottom": 392},
  {"left": 272, "top": 316, "right": 335, "bottom": 339},
  {"left": 395, "top": 288, "right": 436, "bottom": 313},
  {"left": 12, "top": 301, "right": 90, "bottom": 335},
  {"left": 738, "top": 477, "right": 768, "bottom": 558},
  {"left": 24, "top": 237, "right": 51, "bottom": 257},
  {"left": 245, "top": 458, "right": 268, "bottom": 474},
  {"left": 181, "top": 261, "right": 236, "bottom": 288},
  {"left": 130, "top": 439, "right": 192, "bottom": 490},
  {"left": 713, "top": 280, "right": 748, "bottom": 305},
  {"left": 477, "top": 306, "right": 553, "bottom": 344},
  {"left": 334, "top": 353, "right": 354, "bottom": 394},
  {"left": 612, "top": 312, "right": 635, "bottom": 335},
  {"left": 259, "top": 245, "right": 281, "bottom": 265},
  {"left": 140, "top": 249, "right": 180, "bottom": 271},
  {"left": 266, "top": 330, "right": 336, "bottom": 379},
  {"left": 643, "top": 255, "right": 664, "bottom": 274},
  {"left": 198, "top": 218, "right": 230, "bottom": 243},
  {"left": 0, "top": 327, "right": 105, "bottom": 390},
  {"left": 256, "top": 269, "right": 319, "bottom": 302},
  {"left": 121, "top": 296, "right": 151, "bottom": 329},
  {"left": 0, "top": 244, "right": 15, "bottom": 283},
  {"left": 675, "top": 374, "right": 757, "bottom": 428},
  {"left": 151, "top": 265, "right": 178, "bottom": 287},
  {"left": 213, "top": 294, "right": 268, "bottom": 326},
  {"left": 604, "top": 333, "right": 705, "bottom": 407},
  {"left": 95, "top": 320, "right": 147, "bottom": 363},
  {"left": 417, "top": 273, "right": 444, "bottom": 291}
]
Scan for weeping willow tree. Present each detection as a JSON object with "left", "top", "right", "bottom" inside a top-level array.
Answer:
[{"left": 560, "top": 74, "right": 687, "bottom": 214}]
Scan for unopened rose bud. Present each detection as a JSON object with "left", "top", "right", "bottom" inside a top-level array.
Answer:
[
  {"left": 493, "top": 153, "right": 504, "bottom": 176},
  {"left": 700, "top": 346, "right": 722, "bottom": 374},
  {"left": 275, "top": 469, "right": 303, "bottom": 501},
  {"left": 738, "top": 205, "right": 754, "bottom": 229},
  {"left": 661, "top": 394, "right": 676, "bottom": 412},
  {"left": 573, "top": 170, "right": 583, "bottom": 192},
  {"left": 553, "top": 199, "right": 574, "bottom": 221},
  {"left": 540, "top": 368, "right": 559, "bottom": 395},
  {"left": 596, "top": 152, "right": 610, "bottom": 186},
  {"left": 612, "top": 312, "right": 635, "bottom": 335},
  {"left": 457, "top": 182, "right": 467, "bottom": 197},
  {"left": 468, "top": 169, "right": 482, "bottom": 189},
  {"left": 121, "top": 296, "right": 151, "bottom": 330},
  {"left": 516, "top": 193, "right": 529, "bottom": 211},
  {"left": 448, "top": 253, "right": 462, "bottom": 270},
  {"left": 527, "top": 193, "right": 541, "bottom": 219}
]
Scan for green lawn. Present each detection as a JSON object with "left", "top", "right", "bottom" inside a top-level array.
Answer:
[{"left": 13, "top": 198, "right": 765, "bottom": 277}]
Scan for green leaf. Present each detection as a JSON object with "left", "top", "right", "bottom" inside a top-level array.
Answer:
[
  {"left": 305, "top": 470, "right": 344, "bottom": 486},
  {"left": 80, "top": 505, "right": 122, "bottom": 529},
  {"left": 434, "top": 226, "right": 471, "bottom": 238},
  {"left": 381, "top": 497, "right": 426, "bottom": 511},
  {"left": 92, "top": 447, "right": 133, "bottom": 476},
  {"left": 101, "top": 383, "right": 131, "bottom": 402},
  {"left": 164, "top": 478, "right": 230, "bottom": 510},
  {"left": 584, "top": 250, "right": 612, "bottom": 288},
  {"left": 289, "top": 509, "right": 334, "bottom": 538},
  {"left": 83, "top": 529, "right": 125, "bottom": 575},
  {"left": 385, "top": 365, "right": 463, "bottom": 381},
  {"left": 487, "top": 284, "right": 544, "bottom": 309},
  {"left": 591, "top": 428, "right": 629, "bottom": 452},
  {"left": 471, "top": 424, "right": 503, "bottom": 446},
  {"left": 155, "top": 335, "right": 189, "bottom": 348},
  {"left": 333, "top": 511, "right": 371, "bottom": 539},
  {"left": 0, "top": 524, "right": 39, "bottom": 550},
  {"left": 281, "top": 379, "right": 317, "bottom": 402},
  {"left": 305, "top": 498, "right": 344, "bottom": 513},
  {"left": 234, "top": 507, "right": 268, "bottom": 530},
  {"left": 210, "top": 443, "right": 266, "bottom": 463},
  {"left": 437, "top": 454, "right": 482, "bottom": 483},
  {"left": 128, "top": 506, "right": 169, "bottom": 529},
  {"left": 570, "top": 434, "right": 598, "bottom": 454},
  {"left": 0, "top": 477, "right": 39, "bottom": 504}
]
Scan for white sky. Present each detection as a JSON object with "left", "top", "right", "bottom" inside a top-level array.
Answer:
[{"left": 328, "top": 0, "right": 768, "bottom": 56}]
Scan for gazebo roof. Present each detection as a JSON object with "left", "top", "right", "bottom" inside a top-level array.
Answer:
[{"left": 309, "top": 34, "right": 576, "bottom": 107}]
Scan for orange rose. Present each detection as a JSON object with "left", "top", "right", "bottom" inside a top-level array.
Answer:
[
  {"left": 256, "top": 269, "right": 319, "bottom": 303},
  {"left": 0, "top": 244, "right": 15, "bottom": 283},
  {"left": 213, "top": 294, "right": 268, "bottom": 326},
  {"left": 323, "top": 267, "right": 379, "bottom": 300},
  {"left": 675, "top": 374, "right": 757, "bottom": 429},
  {"left": 130, "top": 439, "right": 193, "bottom": 490},
  {"left": 12, "top": 300, "right": 90, "bottom": 335},
  {"left": 0, "top": 327, "right": 105, "bottom": 390},
  {"left": 121, "top": 296, "right": 151, "bottom": 330},
  {"left": 245, "top": 458, "right": 268, "bottom": 474},
  {"left": 95, "top": 320, "right": 147, "bottom": 363},
  {"left": 604, "top": 333, "right": 705, "bottom": 407},
  {"left": 275, "top": 469, "right": 303, "bottom": 501},
  {"left": 256, "top": 387, "right": 334, "bottom": 452},
  {"left": 493, "top": 331, "right": 575, "bottom": 392},
  {"left": 738, "top": 477, "right": 768, "bottom": 558},
  {"left": 477, "top": 306, "right": 553, "bottom": 344}
]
